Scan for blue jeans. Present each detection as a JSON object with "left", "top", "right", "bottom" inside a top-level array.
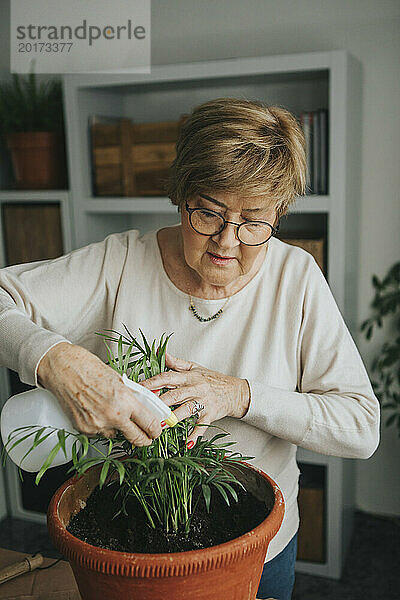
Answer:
[{"left": 256, "top": 533, "right": 297, "bottom": 600}]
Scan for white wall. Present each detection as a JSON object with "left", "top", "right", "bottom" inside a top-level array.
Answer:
[{"left": 0, "top": 0, "right": 399, "bottom": 515}]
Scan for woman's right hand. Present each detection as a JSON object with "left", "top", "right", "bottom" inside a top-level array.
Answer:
[{"left": 36, "top": 342, "right": 162, "bottom": 445}]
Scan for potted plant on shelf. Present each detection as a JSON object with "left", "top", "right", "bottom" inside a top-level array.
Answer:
[
  {"left": 361, "top": 262, "right": 400, "bottom": 437},
  {"left": 0, "top": 63, "right": 67, "bottom": 190},
  {"left": 2, "top": 327, "right": 284, "bottom": 600}
]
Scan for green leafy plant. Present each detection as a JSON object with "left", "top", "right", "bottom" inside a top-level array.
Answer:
[
  {"left": 361, "top": 262, "right": 400, "bottom": 437},
  {"left": 0, "top": 64, "right": 64, "bottom": 134},
  {"left": 3, "top": 326, "right": 252, "bottom": 535}
]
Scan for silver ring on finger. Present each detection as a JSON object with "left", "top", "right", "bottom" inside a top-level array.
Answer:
[{"left": 190, "top": 401, "right": 205, "bottom": 416}]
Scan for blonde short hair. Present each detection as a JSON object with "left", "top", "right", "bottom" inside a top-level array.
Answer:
[{"left": 166, "top": 97, "right": 307, "bottom": 217}]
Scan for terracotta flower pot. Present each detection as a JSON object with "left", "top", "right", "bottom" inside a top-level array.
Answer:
[
  {"left": 47, "top": 462, "right": 284, "bottom": 600},
  {"left": 6, "top": 131, "right": 67, "bottom": 189}
]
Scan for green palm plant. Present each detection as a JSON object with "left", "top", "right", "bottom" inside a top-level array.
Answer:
[
  {"left": 3, "top": 327, "right": 251, "bottom": 535},
  {"left": 361, "top": 262, "right": 400, "bottom": 437},
  {"left": 0, "top": 67, "right": 64, "bottom": 134}
]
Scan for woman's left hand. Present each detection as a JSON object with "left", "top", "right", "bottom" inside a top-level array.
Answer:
[{"left": 140, "top": 353, "right": 250, "bottom": 447}]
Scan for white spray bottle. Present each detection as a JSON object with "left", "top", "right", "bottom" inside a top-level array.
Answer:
[
  {"left": 0, "top": 387, "right": 78, "bottom": 472},
  {"left": 1, "top": 375, "right": 178, "bottom": 473}
]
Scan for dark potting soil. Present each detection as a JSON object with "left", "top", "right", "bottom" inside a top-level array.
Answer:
[{"left": 67, "top": 482, "right": 272, "bottom": 553}]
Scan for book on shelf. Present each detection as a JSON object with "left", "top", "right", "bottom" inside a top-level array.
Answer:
[
  {"left": 300, "top": 109, "right": 329, "bottom": 195},
  {"left": 301, "top": 112, "right": 313, "bottom": 193},
  {"left": 319, "top": 109, "right": 328, "bottom": 196},
  {"left": 312, "top": 112, "right": 321, "bottom": 195}
]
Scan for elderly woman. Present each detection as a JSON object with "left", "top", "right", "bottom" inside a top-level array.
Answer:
[{"left": 0, "top": 98, "right": 379, "bottom": 600}]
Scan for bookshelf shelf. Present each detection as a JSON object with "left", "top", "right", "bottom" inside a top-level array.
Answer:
[
  {"left": 0, "top": 190, "right": 70, "bottom": 202},
  {"left": 84, "top": 197, "right": 178, "bottom": 214},
  {"left": 291, "top": 195, "right": 330, "bottom": 213},
  {"left": 83, "top": 194, "right": 331, "bottom": 215}
]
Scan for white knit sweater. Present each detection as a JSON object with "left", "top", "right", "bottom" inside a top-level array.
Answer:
[{"left": 0, "top": 228, "right": 380, "bottom": 559}]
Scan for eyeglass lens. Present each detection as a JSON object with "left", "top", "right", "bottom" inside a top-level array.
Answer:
[{"left": 190, "top": 209, "right": 273, "bottom": 244}]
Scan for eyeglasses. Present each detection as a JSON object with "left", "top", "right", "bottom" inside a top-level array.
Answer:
[{"left": 185, "top": 199, "right": 279, "bottom": 246}]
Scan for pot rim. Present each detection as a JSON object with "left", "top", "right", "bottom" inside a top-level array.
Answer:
[{"left": 47, "top": 461, "right": 285, "bottom": 576}]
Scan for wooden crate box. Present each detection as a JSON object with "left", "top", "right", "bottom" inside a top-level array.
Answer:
[
  {"left": 281, "top": 237, "right": 326, "bottom": 274},
  {"left": 90, "top": 117, "right": 187, "bottom": 197},
  {"left": 2, "top": 203, "right": 64, "bottom": 266}
]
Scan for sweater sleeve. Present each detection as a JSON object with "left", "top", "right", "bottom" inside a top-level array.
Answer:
[
  {"left": 241, "top": 258, "right": 380, "bottom": 459},
  {"left": 0, "top": 230, "right": 135, "bottom": 387}
]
